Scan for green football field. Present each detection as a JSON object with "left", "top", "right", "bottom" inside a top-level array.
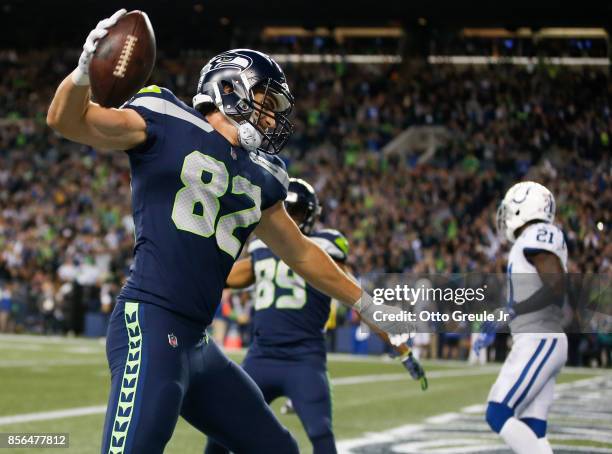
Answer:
[{"left": 1, "top": 334, "right": 611, "bottom": 454}]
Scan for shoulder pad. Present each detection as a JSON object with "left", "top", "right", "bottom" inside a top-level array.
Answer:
[
  {"left": 124, "top": 86, "right": 213, "bottom": 133},
  {"left": 519, "top": 222, "right": 567, "bottom": 267},
  {"left": 310, "top": 229, "right": 349, "bottom": 261},
  {"left": 248, "top": 152, "right": 289, "bottom": 191}
]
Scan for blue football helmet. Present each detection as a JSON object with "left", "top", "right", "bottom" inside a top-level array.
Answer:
[
  {"left": 193, "top": 49, "right": 294, "bottom": 155},
  {"left": 285, "top": 178, "right": 321, "bottom": 235}
]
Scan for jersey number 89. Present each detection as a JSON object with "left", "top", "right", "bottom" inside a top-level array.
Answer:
[
  {"left": 254, "top": 257, "right": 306, "bottom": 310},
  {"left": 171, "top": 151, "right": 261, "bottom": 258}
]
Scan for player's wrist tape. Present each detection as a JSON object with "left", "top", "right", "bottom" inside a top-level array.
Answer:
[
  {"left": 512, "top": 284, "right": 560, "bottom": 316},
  {"left": 355, "top": 292, "right": 408, "bottom": 334},
  {"left": 71, "top": 67, "right": 90, "bottom": 86}
]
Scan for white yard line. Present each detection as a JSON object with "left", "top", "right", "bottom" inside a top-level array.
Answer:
[
  {"left": 0, "top": 358, "right": 105, "bottom": 368},
  {"left": 0, "top": 406, "right": 107, "bottom": 426},
  {"left": 0, "top": 334, "right": 105, "bottom": 345}
]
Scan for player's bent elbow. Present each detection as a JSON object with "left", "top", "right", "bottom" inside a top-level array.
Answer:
[
  {"left": 46, "top": 108, "right": 62, "bottom": 132},
  {"left": 46, "top": 116, "right": 74, "bottom": 139},
  {"left": 46, "top": 108, "right": 78, "bottom": 138}
]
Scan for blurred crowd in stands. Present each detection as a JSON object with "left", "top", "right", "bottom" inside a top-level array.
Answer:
[{"left": 0, "top": 49, "right": 610, "bottom": 366}]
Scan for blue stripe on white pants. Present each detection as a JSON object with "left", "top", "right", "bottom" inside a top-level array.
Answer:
[
  {"left": 502, "top": 339, "right": 546, "bottom": 407},
  {"left": 512, "top": 339, "right": 558, "bottom": 411}
]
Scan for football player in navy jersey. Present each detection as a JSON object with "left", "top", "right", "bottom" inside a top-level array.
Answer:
[
  {"left": 47, "top": 10, "right": 417, "bottom": 454},
  {"left": 205, "top": 178, "right": 428, "bottom": 454}
]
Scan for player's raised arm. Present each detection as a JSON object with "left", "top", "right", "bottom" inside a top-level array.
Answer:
[
  {"left": 225, "top": 258, "right": 256, "bottom": 289},
  {"left": 46, "top": 9, "right": 146, "bottom": 151}
]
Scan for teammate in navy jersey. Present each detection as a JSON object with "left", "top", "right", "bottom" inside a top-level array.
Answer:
[
  {"left": 205, "top": 178, "right": 428, "bottom": 454},
  {"left": 47, "top": 10, "right": 412, "bottom": 454}
]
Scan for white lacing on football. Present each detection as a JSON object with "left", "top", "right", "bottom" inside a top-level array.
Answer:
[{"left": 113, "top": 34, "right": 138, "bottom": 78}]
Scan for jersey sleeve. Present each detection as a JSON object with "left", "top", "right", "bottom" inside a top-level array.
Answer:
[
  {"left": 520, "top": 223, "right": 567, "bottom": 269},
  {"left": 310, "top": 229, "right": 349, "bottom": 263},
  {"left": 121, "top": 85, "right": 171, "bottom": 153},
  {"left": 251, "top": 154, "right": 289, "bottom": 210}
]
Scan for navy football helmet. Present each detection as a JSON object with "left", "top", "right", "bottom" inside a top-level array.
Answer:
[
  {"left": 285, "top": 178, "right": 321, "bottom": 235},
  {"left": 193, "top": 49, "right": 294, "bottom": 154}
]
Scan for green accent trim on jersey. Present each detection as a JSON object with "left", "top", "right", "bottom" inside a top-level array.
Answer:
[
  {"left": 137, "top": 85, "right": 162, "bottom": 94},
  {"left": 108, "top": 302, "right": 143, "bottom": 454},
  {"left": 334, "top": 235, "right": 349, "bottom": 256}
]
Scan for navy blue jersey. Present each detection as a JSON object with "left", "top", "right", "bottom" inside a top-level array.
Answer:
[
  {"left": 247, "top": 229, "right": 349, "bottom": 359},
  {"left": 117, "top": 85, "right": 288, "bottom": 325}
]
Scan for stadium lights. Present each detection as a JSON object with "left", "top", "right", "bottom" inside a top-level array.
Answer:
[
  {"left": 270, "top": 54, "right": 402, "bottom": 64},
  {"left": 262, "top": 27, "right": 332, "bottom": 38},
  {"left": 462, "top": 27, "right": 608, "bottom": 39},
  {"left": 462, "top": 28, "right": 533, "bottom": 38},
  {"left": 428, "top": 55, "right": 610, "bottom": 66},
  {"left": 536, "top": 28, "right": 608, "bottom": 39},
  {"left": 269, "top": 54, "right": 609, "bottom": 66},
  {"left": 262, "top": 26, "right": 404, "bottom": 41}
]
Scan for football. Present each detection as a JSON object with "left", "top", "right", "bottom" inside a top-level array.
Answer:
[{"left": 89, "top": 10, "right": 156, "bottom": 108}]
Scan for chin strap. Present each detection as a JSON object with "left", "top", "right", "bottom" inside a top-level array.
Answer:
[
  {"left": 237, "top": 122, "right": 262, "bottom": 152},
  {"left": 193, "top": 92, "right": 263, "bottom": 153}
]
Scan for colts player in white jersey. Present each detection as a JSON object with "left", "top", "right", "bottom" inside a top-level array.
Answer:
[{"left": 475, "top": 182, "right": 568, "bottom": 454}]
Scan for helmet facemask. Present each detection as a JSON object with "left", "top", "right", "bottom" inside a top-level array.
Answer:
[
  {"left": 234, "top": 78, "right": 294, "bottom": 155},
  {"left": 496, "top": 202, "right": 511, "bottom": 242}
]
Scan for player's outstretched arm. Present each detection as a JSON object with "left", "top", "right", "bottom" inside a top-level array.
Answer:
[
  {"left": 256, "top": 202, "right": 408, "bottom": 332},
  {"left": 225, "top": 258, "right": 255, "bottom": 289},
  {"left": 47, "top": 9, "right": 146, "bottom": 151},
  {"left": 257, "top": 204, "right": 428, "bottom": 388},
  {"left": 256, "top": 201, "right": 362, "bottom": 305}
]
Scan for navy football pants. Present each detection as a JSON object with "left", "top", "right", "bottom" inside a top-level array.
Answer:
[
  {"left": 101, "top": 301, "right": 298, "bottom": 454},
  {"left": 205, "top": 354, "right": 336, "bottom": 454}
]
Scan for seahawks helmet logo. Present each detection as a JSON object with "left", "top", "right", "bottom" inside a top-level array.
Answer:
[{"left": 205, "top": 53, "right": 252, "bottom": 73}]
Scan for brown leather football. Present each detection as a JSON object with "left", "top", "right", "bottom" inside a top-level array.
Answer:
[{"left": 89, "top": 11, "right": 156, "bottom": 108}]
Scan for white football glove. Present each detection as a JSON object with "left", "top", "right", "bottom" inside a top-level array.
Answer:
[{"left": 72, "top": 8, "right": 127, "bottom": 86}]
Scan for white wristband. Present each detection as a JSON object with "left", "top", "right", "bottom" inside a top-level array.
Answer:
[
  {"left": 356, "top": 292, "right": 410, "bottom": 334},
  {"left": 71, "top": 67, "right": 90, "bottom": 86}
]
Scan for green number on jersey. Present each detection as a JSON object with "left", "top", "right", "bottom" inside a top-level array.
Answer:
[
  {"left": 253, "top": 258, "right": 307, "bottom": 310},
  {"left": 171, "top": 150, "right": 261, "bottom": 258}
]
